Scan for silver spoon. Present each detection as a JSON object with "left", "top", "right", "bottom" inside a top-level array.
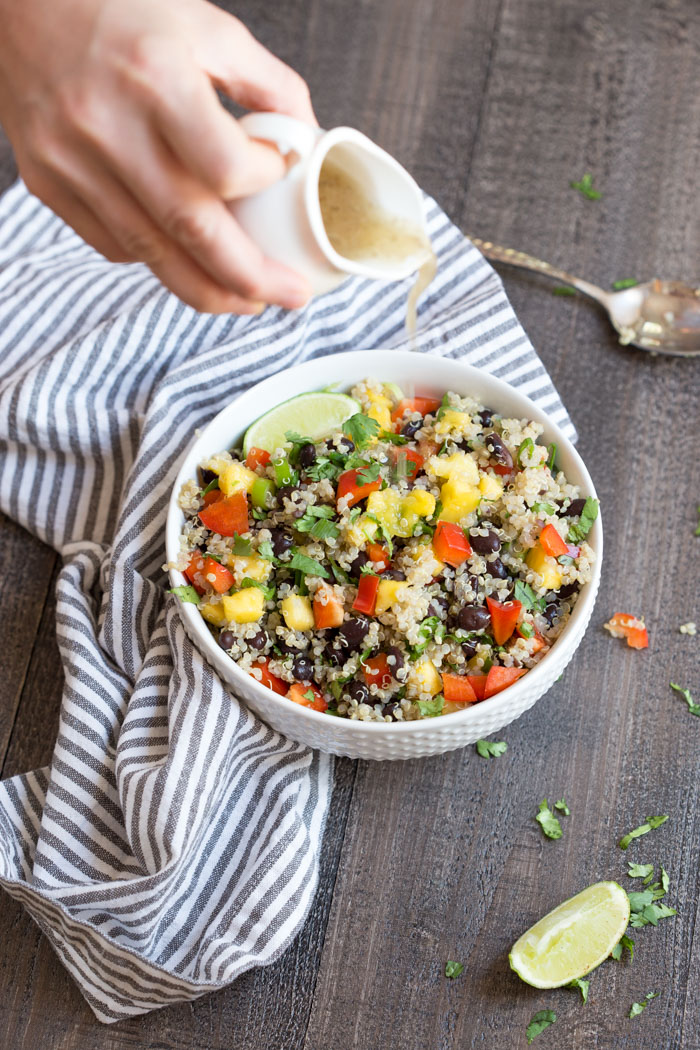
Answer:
[{"left": 469, "top": 237, "right": 700, "bottom": 358}]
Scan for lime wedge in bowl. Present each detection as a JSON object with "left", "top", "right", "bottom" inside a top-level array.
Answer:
[
  {"left": 509, "top": 881, "right": 630, "bottom": 988},
  {"left": 242, "top": 392, "right": 360, "bottom": 455}
]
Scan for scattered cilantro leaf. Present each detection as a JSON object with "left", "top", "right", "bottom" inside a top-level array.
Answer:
[
  {"left": 660, "top": 866, "right": 670, "bottom": 893},
  {"left": 257, "top": 540, "right": 278, "bottom": 563},
  {"left": 240, "top": 578, "right": 275, "bottom": 600},
  {"left": 328, "top": 557, "right": 351, "bottom": 585},
  {"left": 303, "top": 688, "right": 316, "bottom": 702},
  {"left": 570, "top": 172, "right": 602, "bottom": 200},
  {"left": 612, "top": 278, "right": 639, "bottom": 290},
  {"left": 169, "top": 584, "right": 200, "bottom": 605},
  {"left": 343, "top": 413, "right": 381, "bottom": 450},
  {"left": 536, "top": 799, "right": 563, "bottom": 840},
  {"left": 416, "top": 694, "right": 445, "bottom": 718},
  {"left": 670, "top": 682, "right": 700, "bottom": 716},
  {"left": 532, "top": 502, "right": 556, "bottom": 515},
  {"left": 611, "top": 934, "right": 635, "bottom": 963},
  {"left": 288, "top": 550, "right": 330, "bottom": 579},
  {"left": 306, "top": 454, "right": 344, "bottom": 483},
  {"left": 407, "top": 616, "right": 445, "bottom": 661},
  {"left": 526, "top": 1009, "right": 556, "bottom": 1044},
  {"left": 627, "top": 889, "right": 655, "bottom": 912},
  {"left": 546, "top": 443, "right": 557, "bottom": 471},
  {"left": 619, "top": 815, "right": 669, "bottom": 850},
  {"left": 231, "top": 535, "right": 253, "bottom": 556},
  {"left": 445, "top": 960, "right": 464, "bottom": 978},
  {"left": 381, "top": 431, "right": 408, "bottom": 445},
  {"left": 568, "top": 977, "right": 589, "bottom": 1003},
  {"left": 567, "top": 497, "right": 599, "bottom": 543},
  {"left": 252, "top": 506, "right": 267, "bottom": 520},
  {"left": 436, "top": 392, "right": 451, "bottom": 421},
  {"left": 519, "top": 622, "right": 535, "bottom": 638},
  {"left": 627, "top": 863, "right": 654, "bottom": 880},
  {"left": 554, "top": 798, "right": 570, "bottom": 816},
  {"left": 356, "top": 461, "right": 382, "bottom": 486},
  {"left": 629, "top": 992, "right": 658, "bottom": 1018},
  {"left": 514, "top": 580, "right": 546, "bottom": 613},
  {"left": 201, "top": 477, "right": 220, "bottom": 495},
  {"left": 475, "top": 739, "right": 508, "bottom": 758},
  {"left": 518, "top": 437, "right": 535, "bottom": 466},
  {"left": 552, "top": 285, "right": 577, "bottom": 296},
  {"left": 629, "top": 902, "right": 677, "bottom": 928}
]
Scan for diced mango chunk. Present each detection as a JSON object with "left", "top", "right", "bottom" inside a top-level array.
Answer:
[
  {"left": 200, "top": 600, "right": 227, "bottom": 627},
  {"left": 376, "top": 579, "right": 409, "bottom": 614},
  {"left": 346, "top": 515, "right": 379, "bottom": 547},
  {"left": 401, "top": 489, "right": 436, "bottom": 518},
  {"left": 365, "top": 389, "right": 393, "bottom": 432},
  {"left": 280, "top": 594, "right": 315, "bottom": 631},
  {"left": 525, "top": 541, "right": 563, "bottom": 590},
  {"left": 367, "top": 488, "right": 435, "bottom": 539},
  {"left": 222, "top": 588, "right": 266, "bottom": 623},
  {"left": 479, "top": 473, "right": 503, "bottom": 501},
  {"left": 434, "top": 408, "right": 467, "bottom": 436},
  {"left": 226, "top": 553, "right": 272, "bottom": 581},
  {"left": 219, "top": 461, "right": 258, "bottom": 496},
  {"left": 438, "top": 476, "right": 481, "bottom": 522},
  {"left": 410, "top": 658, "right": 442, "bottom": 696},
  {"left": 429, "top": 451, "right": 479, "bottom": 485}
]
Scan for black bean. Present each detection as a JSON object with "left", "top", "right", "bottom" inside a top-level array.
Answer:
[
  {"left": 385, "top": 645, "right": 405, "bottom": 673},
  {"left": 558, "top": 581, "right": 580, "bottom": 600},
  {"left": 458, "top": 604, "right": 491, "bottom": 631},
  {"left": 218, "top": 630, "right": 234, "bottom": 650},
  {"left": 427, "top": 594, "right": 450, "bottom": 618},
  {"left": 337, "top": 615, "right": 370, "bottom": 650},
  {"left": 543, "top": 602, "right": 560, "bottom": 627},
  {"left": 346, "top": 679, "right": 370, "bottom": 704},
  {"left": 324, "top": 644, "right": 344, "bottom": 667},
  {"left": 478, "top": 409, "right": 494, "bottom": 428},
  {"left": 268, "top": 527, "right": 293, "bottom": 557},
  {"left": 248, "top": 630, "right": 267, "bottom": 651},
  {"left": 401, "top": 418, "right": 422, "bottom": 439},
  {"left": 298, "top": 443, "right": 317, "bottom": 469},
  {"left": 382, "top": 568, "right": 406, "bottom": 581},
  {"left": 292, "top": 655, "right": 314, "bottom": 682},
  {"left": 339, "top": 436, "right": 354, "bottom": 452},
  {"left": 485, "top": 432, "right": 513, "bottom": 471},
  {"left": 277, "top": 484, "right": 298, "bottom": 503},
  {"left": 349, "top": 551, "right": 370, "bottom": 578},
  {"left": 382, "top": 701, "right": 399, "bottom": 719},
  {"left": 469, "top": 529, "right": 501, "bottom": 554},
  {"left": 457, "top": 438, "right": 473, "bottom": 452},
  {"left": 461, "top": 640, "right": 477, "bottom": 660},
  {"left": 199, "top": 468, "right": 218, "bottom": 487},
  {"left": 486, "top": 557, "right": 509, "bottom": 579},
  {"left": 565, "top": 498, "right": 587, "bottom": 517}
]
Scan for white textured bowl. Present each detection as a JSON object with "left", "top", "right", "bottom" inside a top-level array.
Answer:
[{"left": 166, "top": 351, "right": 602, "bottom": 760}]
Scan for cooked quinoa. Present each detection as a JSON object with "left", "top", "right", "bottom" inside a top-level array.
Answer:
[{"left": 171, "top": 379, "right": 597, "bottom": 721}]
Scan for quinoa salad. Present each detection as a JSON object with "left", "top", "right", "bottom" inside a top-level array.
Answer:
[{"left": 170, "top": 379, "right": 598, "bottom": 722}]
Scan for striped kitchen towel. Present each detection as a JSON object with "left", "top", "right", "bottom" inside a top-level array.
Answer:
[{"left": 0, "top": 179, "right": 574, "bottom": 1023}]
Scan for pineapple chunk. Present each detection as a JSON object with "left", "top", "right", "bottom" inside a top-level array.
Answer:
[
  {"left": 434, "top": 408, "right": 467, "bottom": 436},
  {"left": 409, "top": 541, "right": 445, "bottom": 576},
  {"left": 410, "top": 658, "right": 442, "bottom": 696},
  {"left": 200, "top": 600, "right": 227, "bottom": 627},
  {"left": 226, "top": 553, "right": 272, "bottom": 581},
  {"left": 365, "top": 389, "right": 393, "bottom": 432},
  {"left": 280, "top": 594, "right": 315, "bottom": 631},
  {"left": 221, "top": 588, "right": 266, "bottom": 623},
  {"left": 376, "top": 579, "right": 409, "bottom": 614},
  {"left": 367, "top": 489, "right": 435, "bottom": 539},
  {"left": 219, "top": 461, "right": 258, "bottom": 496},
  {"left": 203, "top": 452, "right": 232, "bottom": 475},
  {"left": 525, "top": 541, "right": 563, "bottom": 590},
  {"left": 429, "top": 451, "right": 479, "bottom": 485},
  {"left": 346, "top": 515, "right": 379, "bottom": 547},
  {"left": 479, "top": 473, "right": 503, "bottom": 501},
  {"left": 367, "top": 489, "right": 401, "bottom": 533},
  {"left": 438, "top": 477, "right": 481, "bottom": 522},
  {"left": 401, "top": 489, "right": 436, "bottom": 518}
]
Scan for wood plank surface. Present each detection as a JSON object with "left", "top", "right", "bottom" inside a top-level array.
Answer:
[{"left": 0, "top": 1, "right": 698, "bottom": 1048}]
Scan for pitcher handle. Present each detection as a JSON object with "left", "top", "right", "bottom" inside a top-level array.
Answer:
[{"left": 238, "top": 113, "right": 321, "bottom": 165}]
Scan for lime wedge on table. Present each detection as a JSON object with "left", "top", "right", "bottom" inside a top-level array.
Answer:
[
  {"left": 242, "top": 392, "right": 359, "bottom": 455},
  {"left": 509, "top": 881, "right": 630, "bottom": 988}
]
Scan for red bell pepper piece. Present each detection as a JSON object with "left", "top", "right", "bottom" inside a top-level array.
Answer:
[
  {"left": 492, "top": 463, "right": 512, "bottom": 477},
  {"left": 441, "top": 673, "right": 478, "bottom": 704},
  {"left": 203, "top": 488, "right": 223, "bottom": 507},
  {"left": 389, "top": 445, "right": 424, "bottom": 478},
  {"left": 516, "top": 624, "right": 546, "bottom": 654},
  {"left": 198, "top": 492, "right": 248, "bottom": 537},
  {"left": 336, "top": 468, "right": 382, "bottom": 509},
  {"left": 184, "top": 553, "right": 206, "bottom": 595},
  {"left": 466, "top": 675, "right": 487, "bottom": 701},
  {"left": 352, "top": 573, "right": 380, "bottom": 615},
  {"left": 391, "top": 396, "right": 442, "bottom": 424},
  {"left": 483, "top": 665, "right": 526, "bottom": 698},
  {"left": 313, "top": 583, "right": 345, "bottom": 629},
  {"left": 432, "top": 521, "right": 472, "bottom": 567},
  {"left": 245, "top": 446, "right": 271, "bottom": 471},
  {"left": 362, "top": 653, "right": 392, "bottom": 688},
  {"left": 539, "top": 523, "right": 569, "bottom": 558},
  {"left": 485, "top": 596, "right": 522, "bottom": 645},
  {"left": 250, "top": 658, "right": 287, "bottom": 695},
  {"left": 603, "top": 613, "right": 649, "bottom": 650},
  {"left": 366, "top": 543, "right": 389, "bottom": 572},
  {"left": 184, "top": 553, "right": 234, "bottom": 595},
  {"left": 287, "top": 682, "right": 328, "bottom": 713}
]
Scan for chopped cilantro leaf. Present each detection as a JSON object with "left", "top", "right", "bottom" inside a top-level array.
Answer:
[
  {"left": 444, "top": 960, "right": 464, "bottom": 979},
  {"left": 475, "top": 739, "right": 507, "bottom": 758},
  {"left": 619, "top": 815, "right": 669, "bottom": 850},
  {"left": 660, "top": 866, "right": 670, "bottom": 893},
  {"left": 356, "top": 461, "right": 381, "bottom": 486},
  {"left": 567, "top": 497, "right": 599, "bottom": 544},
  {"left": 169, "top": 584, "right": 200, "bottom": 605},
  {"left": 288, "top": 550, "right": 330, "bottom": 579},
  {"left": 416, "top": 694, "right": 445, "bottom": 718},
  {"left": 568, "top": 977, "right": 589, "bottom": 1003},
  {"left": 629, "top": 992, "right": 658, "bottom": 1018},
  {"left": 343, "top": 413, "right": 381, "bottom": 450},
  {"left": 257, "top": 540, "right": 277, "bottom": 563},
  {"left": 252, "top": 506, "right": 267, "bottom": 520},
  {"left": 526, "top": 1010, "right": 556, "bottom": 1044},
  {"left": 517, "top": 437, "right": 535, "bottom": 466},
  {"left": 611, "top": 934, "right": 635, "bottom": 962},
  {"left": 240, "top": 578, "right": 275, "bottom": 600},
  {"left": 554, "top": 798, "right": 570, "bottom": 816},
  {"left": 627, "top": 863, "right": 654, "bottom": 880},
  {"left": 231, "top": 535, "right": 253, "bottom": 556},
  {"left": 328, "top": 558, "right": 351, "bottom": 584},
  {"left": 303, "top": 689, "right": 316, "bottom": 702},
  {"left": 436, "top": 392, "right": 451, "bottom": 421},
  {"left": 514, "top": 580, "right": 546, "bottom": 613},
  {"left": 670, "top": 682, "right": 700, "bottom": 716},
  {"left": 536, "top": 799, "right": 562, "bottom": 840},
  {"left": 612, "top": 278, "right": 638, "bottom": 290},
  {"left": 381, "top": 431, "right": 408, "bottom": 445},
  {"left": 553, "top": 285, "right": 577, "bottom": 296},
  {"left": 570, "top": 172, "right": 602, "bottom": 200},
  {"left": 201, "top": 477, "right": 220, "bottom": 495},
  {"left": 532, "top": 502, "right": 556, "bottom": 515},
  {"left": 546, "top": 443, "right": 557, "bottom": 471},
  {"left": 519, "top": 622, "right": 535, "bottom": 638}
]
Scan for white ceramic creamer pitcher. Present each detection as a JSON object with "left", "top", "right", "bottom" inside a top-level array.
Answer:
[{"left": 230, "top": 113, "right": 429, "bottom": 294}]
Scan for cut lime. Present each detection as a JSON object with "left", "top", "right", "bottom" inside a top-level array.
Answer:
[
  {"left": 242, "top": 392, "right": 360, "bottom": 455},
  {"left": 509, "top": 881, "right": 630, "bottom": 988}
]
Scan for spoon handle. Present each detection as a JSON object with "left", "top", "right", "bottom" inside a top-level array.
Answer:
[{"left": 468, "top": 236, "right": 610, "bottom": 306}]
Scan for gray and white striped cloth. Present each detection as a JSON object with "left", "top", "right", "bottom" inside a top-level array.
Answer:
[{"left": 0, "top": 179, "right": 575, "bottom": 1022}]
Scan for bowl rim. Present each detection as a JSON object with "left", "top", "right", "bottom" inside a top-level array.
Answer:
[{"left": 166, "top": 349, "right": 602, "bottom": 735}]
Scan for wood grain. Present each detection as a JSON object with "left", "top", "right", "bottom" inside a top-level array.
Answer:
[{"left": 0, "top": 0, "right": 699, "bottom": 1047}]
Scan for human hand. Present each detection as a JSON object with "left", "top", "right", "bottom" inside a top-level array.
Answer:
[{"left": 0, "top": 0, "right": 315, "bottom": 313}]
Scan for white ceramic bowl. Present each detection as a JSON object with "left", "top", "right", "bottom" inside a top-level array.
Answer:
[{"left": 166, "top": 351, "right": 602, "bottom": 761}]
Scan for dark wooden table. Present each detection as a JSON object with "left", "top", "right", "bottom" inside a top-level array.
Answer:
[{"left": 1, "top": 2, "right": 699, "bottom": 1047}]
